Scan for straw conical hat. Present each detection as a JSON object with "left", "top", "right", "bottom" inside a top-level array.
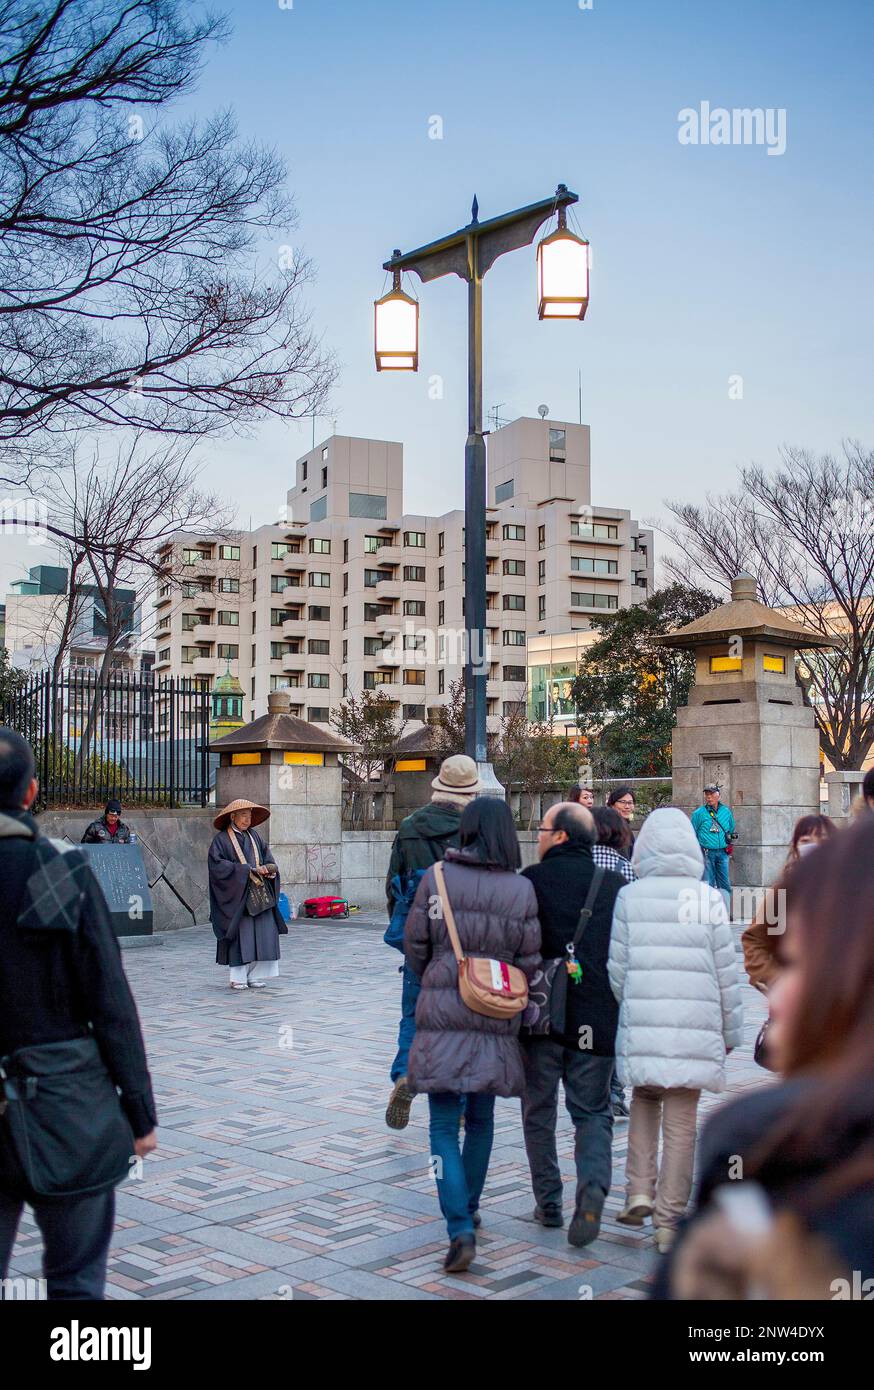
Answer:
[{"left": 213, "top": 799, "right": 270, "bottom": 831}]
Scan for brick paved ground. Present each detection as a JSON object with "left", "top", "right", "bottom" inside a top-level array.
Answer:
[{"left": 8, "top": 915, "right": 767, "bottom": 1301}]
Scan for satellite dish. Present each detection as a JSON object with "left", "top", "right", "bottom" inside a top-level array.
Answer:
[{"left": 537, "top": 404, "right": 549, "bottom": 419}]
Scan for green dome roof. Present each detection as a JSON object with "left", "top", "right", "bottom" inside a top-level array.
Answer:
[{"left": 213, "top": 668, "right": 244, "bottom": 696}]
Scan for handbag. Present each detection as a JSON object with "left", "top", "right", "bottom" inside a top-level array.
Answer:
[
  {"left": 432, "top": 861, "right": 529, "bottom": 1020},
  {"left": 754, "top": 1015, "right": 776, "bottom": 1070},
  {"left": 522, "top": 867, "right": 606, "bottom": 1035},
  {"left": 0, "top": 1036, "right": 135, "bottom": 1202},
  {"left": 227, "top": 827, "right": 276, "bottom": 916}
]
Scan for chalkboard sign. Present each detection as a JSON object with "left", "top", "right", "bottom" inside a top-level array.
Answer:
[{"left": 80, "top": 844, "right": 154, "bottom": 938}]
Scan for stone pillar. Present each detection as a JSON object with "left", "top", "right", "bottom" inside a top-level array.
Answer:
[
  {"left": 825, "top": 770, "right": 864, "bottom": 821},
  {"left": 212, "top": 690, "right": 355, "bottom": 909}
]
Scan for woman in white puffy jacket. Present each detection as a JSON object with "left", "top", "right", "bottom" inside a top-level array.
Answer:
[{"left": 607, "top": 807, "right": 744, "bottom": 1252}]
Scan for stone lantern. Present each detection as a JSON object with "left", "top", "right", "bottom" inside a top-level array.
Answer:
[
  {"left": 210, "top": 689, "right": 356, "bottom": 904},
  {"left": 655, "top": 574, "right": 839, "bottom": 887}
]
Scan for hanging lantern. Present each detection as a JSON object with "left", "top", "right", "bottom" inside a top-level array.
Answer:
[
  {"left": 374, "top": 268, "right": 419, "bottom": 371},
  {"left": 536, "top": 207, "right": 589, "bottom": 320}
]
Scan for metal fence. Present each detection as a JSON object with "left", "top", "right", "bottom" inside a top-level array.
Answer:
[{"left": 1, "top": 669, "right": 211, "bottom": 808}]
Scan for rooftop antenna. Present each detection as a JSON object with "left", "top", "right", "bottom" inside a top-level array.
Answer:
[
  {"left": 488, "top": 404, "right": 506, "bottom": 432},
  {"left": 537, "top": 404, "right": 549, "bottom": 419}
]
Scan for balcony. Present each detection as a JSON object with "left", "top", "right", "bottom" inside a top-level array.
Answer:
[
  {"left": 284, "top": 556, "right": 307, "bottom": 574},
  {"left": 369, "top": 543, "right": 401, "bottom": 564},
  {"left": 569, "top": 530, "right": 623, "bottom": 547},
  {"left": 568, "top": 568, "right": 622, "bottom": 584},
  {"left": 375, "top": 578, "right": 400, "bottom": 600},
  {"left": 154, "top": 651, "right": 171, "bottom": 671},
  {"left": 375, "top": 611, "right": 400, "bottom": 636},
  {"left": 191, "top": 622, "right": 220, "bottom": 642},
  {"left": 192, "top": 655, "right": 219, "bottom": 678},
  {"left": 283, "top": 589, "right": 305, "bottom": 609},
  {"left": 364, "top": 680, "right": 401, "bottom": 701},
  {"left": 282, "top": 617, "right": 306, "bottom": 641},
  {"left": 154, "top": 591, "right": 172, "bottom": 609},
  {"left": 282, "top": 652, "right": 305, "bottom": 674},
  {"left": 192, "top": 591, "right": 216, "bottom": 612}
]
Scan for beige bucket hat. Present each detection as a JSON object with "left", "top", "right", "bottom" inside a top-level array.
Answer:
[
  {"left": 213, "top": 798, "right": 270, "bottom": 831},
  {"left": 430, "top": 754, "right": 485, "bottom": 797}
]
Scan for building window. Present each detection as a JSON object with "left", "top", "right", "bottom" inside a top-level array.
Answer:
[
  {"left": 438, "top": 566, "right": 444, "bottom": 590},
  {"left": 403, "top": 600, "right": 426, "bottom": 617},
  {"left": 321, "top": 465, "right": 328, "bottom": 489},
  {"left": 538, "top": 525, "right": 545, "bottom": 550},
  {"left": 218, "top": 544, "right": 240, "bottom": 560},
  {"left": 572, "top": 556, "right": 618, "bottom": 575},
  {"left": 308, "top": 639, "right": 330, "bottom": 655},
  {"left": 403, "top": 704, "right": 424, "bottom": 720},
  {"left": 363, "top": 636, "right": 383, "bottom": 655},
  {"left": 502, "top": 524, "right": 525, "bottom": 541},
  {"left": 364, "top": 670, "right": 393, "bottom": 689},
  {"left": 181, "top": 646, "right": 201, "bottom": 664},
  {"left": 503, "top": 630, "right": 526, "bottom": 646},
  {"left": 271, "top": 574, "right": 290, "bottom": 592},
  {"left": 438, "top": 531, "right": 444, "bottom": 555},
  {"left": 217, "top": 644, "right": 239, "bottom": 659},
  {"left": 342, "top": 605, "right": 348, "bottom": 629},
  {"left": 181, "top": 613, "right": 199, "bottom": 630},
  {"left": 503, "top": 594, "right": 525, "bottom": 611},
  {"left": 403, "top": 565, "right": 426, "bottom": 582},
  {"left": 495, "top": 479, "right": 514, "bottom": 504},
  {"left": 270, "top": 608, "right": 284, "bottom": 626},
  {"left": 310, "top": 496, "right": 327, "bottom": 523},
  {"left": 270, "top": 642, "right": 291, "bottom": 659},
  {"left": 343, "top": 539, "right": 348, "bottom": 562},
  {"left": 364, "top": 568, "right": 380, "bottom": 587},
  {"left": 438, "top": 601, "right": 444, "bottom": 626},
  {"left": 538, "top": 595, "right": 546, "bottom": 620},
  {"left": 538, "top": 559, "right": 546, "bottom": 584},
  {"left": 308, "top": 707, "right": 329, "bottom": 722},
  {"left": 309, "top": 572, "right": 330, "bottom": 587},
  {"left": 438, "top": 668, "right": 445, "bottom": 694},
  {"left": 403, "top": 634, "right": 426, "bottom": 650},
  {"left": 342, "top": 639, "right": 348, "bottom": 662},
  {"left": 349, "top": 492, "right": 387, "bottom": 520},
  {"left": 309, "top": 537, "right": 331, "bottom": 554},
  {"left": 216, "top": 577, "right": 239, "bottom": 594},
  {"left": 182, "top": 547, "right": 211, "bottom": 565},
  {"left": 308, "top": 672, "right": 330, "bottom": 688},
  {"left": 404, "top": 531, "right": 426, "bottom": 548},
  {"left": 503, "top": 665, "right": 526, "bottom": 683},
  {"left": 571, "top": 592, "right": 618, "bottom": 610},
  {"left": 571, "top": 520, "right": 618, "bottom": 540},
  {"left": 301, "top": 460, "right": 307, "bottom": 481},
  {"left": 308, "top": 605, "right": 330, "bottom": 621},
  {"left": 271, "top": 542, "right": 289, "bottom": 560},
  {"left": 364, "top": 535, "right": 381, "bottom": 553},
  {"left": 503, "top": 559, "right": 525, "bottom": 576},
  {"left": 217, "top": 611, "right": 239, "bottom": 626},
  {"left": 404, "top": 669, "right": 425, "bottom": 685},
  {"left": 343, "top": 571, "right": 348, "bottom": 595}
]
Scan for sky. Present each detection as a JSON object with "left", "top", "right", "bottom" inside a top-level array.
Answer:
[{"left": 3, "top": 0, "right": 874, "bottom": 590}]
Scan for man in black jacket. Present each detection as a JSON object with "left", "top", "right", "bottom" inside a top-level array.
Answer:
[
  {"left": 521, "top": 801, "right": 625, "bottom": 1247},
  {"left": 0, "top": 729, "right": 157, "bottom": 1300},
  {"left": 81, "top": 798, "right": 132, "bottom": 844}
]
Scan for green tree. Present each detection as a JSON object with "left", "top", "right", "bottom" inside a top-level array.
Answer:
[
  {"left": 570, "top": 584, "right": 720, "bottom": 778},
  {"left": 0, "top": 645, "right": 26, "bottom": 707}
]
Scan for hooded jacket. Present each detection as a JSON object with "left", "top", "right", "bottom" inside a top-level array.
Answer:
[
  {"left": 403, "top": 847, "right": 541, "bottom": 1097},
  {"left": 385, "top": 799, "right": 464, "bottom": 914},
  {"left": 607, "top": 808, "right": 744, "bottom": 1091}
]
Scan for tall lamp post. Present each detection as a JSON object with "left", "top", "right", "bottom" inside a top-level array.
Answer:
[{"left": 375, "top": 185, "right": 589, "bottom": 791}]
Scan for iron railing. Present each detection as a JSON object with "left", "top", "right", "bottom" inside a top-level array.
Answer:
[{"left": 1, "top": 669, "right": 211, "bottom": 808}]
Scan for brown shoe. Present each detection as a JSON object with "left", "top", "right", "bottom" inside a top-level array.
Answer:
[
  {"left": 443, "top": 1236, "right": 476, "bottom": 1273},
  {"left": 385, "top": 1077, "right": 414, "bottom": 1130}
]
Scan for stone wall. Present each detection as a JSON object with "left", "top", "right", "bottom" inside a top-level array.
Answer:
[{"left": 37, "top": 808, "right": 215, "bottom": 931}]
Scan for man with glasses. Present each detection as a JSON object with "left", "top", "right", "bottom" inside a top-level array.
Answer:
[{"left": 520, "top": 803, "right": 626, "bottom": 1247}]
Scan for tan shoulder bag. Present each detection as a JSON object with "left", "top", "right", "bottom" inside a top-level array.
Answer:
[{"left": 432, "top": 860, "right": 528, "bottom": 1019}]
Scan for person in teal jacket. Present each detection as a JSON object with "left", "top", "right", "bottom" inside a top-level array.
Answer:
[{"left": 690, "top": 784, "right": 736, "bottom": 911}]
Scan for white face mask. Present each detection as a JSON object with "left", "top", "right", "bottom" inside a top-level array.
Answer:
[{"left": 796, "top": 840, "right": 819, "bottom": 856}]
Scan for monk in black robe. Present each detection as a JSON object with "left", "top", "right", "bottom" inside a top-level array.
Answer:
[{"left": 208, "top": 799, "right": 287, "bottom": 990}]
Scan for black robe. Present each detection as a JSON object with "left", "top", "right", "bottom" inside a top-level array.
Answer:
[{"left": 208, "top": 828, "right": 287, "bottom": 967}]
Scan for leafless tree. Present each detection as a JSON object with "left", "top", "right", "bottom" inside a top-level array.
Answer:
[
  {"left": 0, "top": 0, "right": 335, "bottom": 478},
  {"left": 659, "top": 442, "right": 874, "bottom": 770},
  {"left": 39, "top": 431, "right": 229, "bottom": 763}
]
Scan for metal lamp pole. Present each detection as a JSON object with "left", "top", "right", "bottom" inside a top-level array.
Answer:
[{"left": 384, "top": 184, "right": 579, "bottom": 791}]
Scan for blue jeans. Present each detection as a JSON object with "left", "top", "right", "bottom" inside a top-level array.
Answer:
[
  {"left": 703, "top": 848, "right": 731, "bottom": 910},
  {"left": 391, "top": 963, "right": 421, "bottom": 1082},
  {"left": 428, "top": 1092, "right": 495, "bottom": 1240},
  {"left": 0, "top": 1187, "right": 115, "bottom": 1300}
]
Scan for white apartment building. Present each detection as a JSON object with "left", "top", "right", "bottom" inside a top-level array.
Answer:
[{"left": 153, "top": 417, "right": 654, "bottom": 735}]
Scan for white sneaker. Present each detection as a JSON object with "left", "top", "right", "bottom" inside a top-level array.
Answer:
[
  {"left": 230, "top": 982, "right": 249, "bottom": 991},
  {"left": 654, "top": 1226, "right": 677, "bottom": 1253},
  {"left": 616, "top": 1195, "right": 654, "bottom": 1226},
  {"left": 249, "top": 982, "right": 267, "bottom": 990}
]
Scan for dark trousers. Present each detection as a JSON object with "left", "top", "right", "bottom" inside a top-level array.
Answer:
[
  {"left": 0, "top": 1187, "right": 115, "bottom": 1300},
  {"left": 390, "top": 963, "right": 421, "bottom": 1082},
  {"left": 521, "top": 1039, "right": 614, "bottom": 1213}
]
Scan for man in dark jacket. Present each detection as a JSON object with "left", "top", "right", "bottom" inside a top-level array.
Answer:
[
  {"left": 81, "top": 798, "right": 132, "bottom": 844},
  {"left": 521, "top": 801, "right": 625, "bottom": 1247},
  {"left": 0, "top": 729, "right": 157, "bottom": 1300},
  {"left": 383, "top": 754, "right": 481, "bottom": 1129}
]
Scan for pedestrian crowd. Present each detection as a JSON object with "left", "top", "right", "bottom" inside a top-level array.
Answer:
[
  {"left": 1, "top": 721, "right": 872, "bottom": 1300},
  {"left": 385, "top": 758, "right": 874, "bottom": 1293}
]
